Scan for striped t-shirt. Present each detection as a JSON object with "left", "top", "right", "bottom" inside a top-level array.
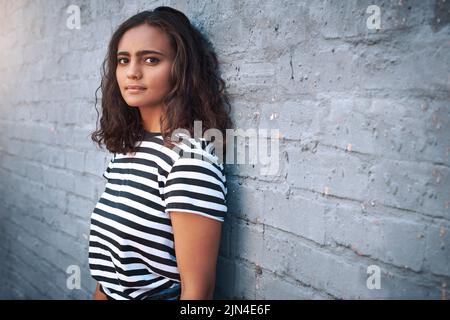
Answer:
[{"left": 88, "top": 131, "right": 227, "bottom": 300}]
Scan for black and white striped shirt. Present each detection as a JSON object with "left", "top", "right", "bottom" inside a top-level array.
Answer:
[{"left": 88, "top": 131, "right": 227, "bottom": 300}]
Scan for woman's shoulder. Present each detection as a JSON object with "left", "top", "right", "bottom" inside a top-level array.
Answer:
[{"left": 164, "top": 133, "right": 227, "bottom": 204}]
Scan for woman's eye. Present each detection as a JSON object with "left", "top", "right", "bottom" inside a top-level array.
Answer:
[
  {"left": 145, "top": 57, "right": 159, "bottom": 64},
  {"left": 117, "top": 57, "right": 159, "bottom": 65}
]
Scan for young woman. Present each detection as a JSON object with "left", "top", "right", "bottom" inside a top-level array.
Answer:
[{"left": 89, "top": 6, "right": 232, "bottom": 300}]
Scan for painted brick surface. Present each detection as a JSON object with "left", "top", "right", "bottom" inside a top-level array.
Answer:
[{"left": 0, "top": 0, "right": 448, "bottom": 299}]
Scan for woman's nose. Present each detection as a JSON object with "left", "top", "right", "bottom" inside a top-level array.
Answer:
[{"left": 127, "top": 61, "right": 142, "bottom": 79}]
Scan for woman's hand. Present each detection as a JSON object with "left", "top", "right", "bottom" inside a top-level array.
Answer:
[{"left": 93, "top": 282, "right": 109, "bottom": 300}]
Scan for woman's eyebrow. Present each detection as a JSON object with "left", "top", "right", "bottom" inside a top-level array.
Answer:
[{"left": 117, "top": 50, "right": 165, "bottom": 57}]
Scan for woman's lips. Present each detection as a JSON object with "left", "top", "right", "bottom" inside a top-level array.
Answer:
[{"left": 126, "top": 87, "right": 147, "bottom": 94}]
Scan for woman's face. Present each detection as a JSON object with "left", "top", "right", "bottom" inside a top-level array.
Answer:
[{"left": 116, "top": 24, "right": 175, "bottom": 109}]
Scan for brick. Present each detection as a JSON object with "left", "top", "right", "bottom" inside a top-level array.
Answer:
[
  {"left": 263, "top": 187, "right": 327, "bottom": 245},
  {"left": 65, "top": 148, "right": 86, "bottom": 172},
  {"left": 42, "top": 168, "right": 76, "bottom": 193},
  {"left": 258, "top": 268, "right": 331, "bottom": 299},
  {"left": 424, "top": 224, "right": 450, "bottom": 277},
  {"left": 226, "top": 178, "right": 266, "bottom": 223},
  {"left": 66, "top": 193, "right": 97, "bottom": 220},
  {"left": 285, "top": 141, "right": 370, "bottom": 201},
  {"left": 233, "top": 259, "right": 257, "bottom": 299},
  {"left": 230, "top": 218, "right": 265, "bottom": 263},
  {"left": 368, "top": 159, "right": 449, "bottom": 219},
  {"left": 84, "top": 150, "right": 109, "bottom": 176},
  {"left": 73, "top": 174, "right": 98, "bottom": 199},
  {"left": 325, "top": 203, "right": 427, "bottom": 272}
]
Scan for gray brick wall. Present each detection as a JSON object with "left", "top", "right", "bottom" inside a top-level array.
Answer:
[{"left": 0, "top": 0, "right": 449, "bottom": 299}]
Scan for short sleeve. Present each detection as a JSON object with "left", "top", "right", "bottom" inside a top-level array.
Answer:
[
  {"left": 164, "top": 150, "right": 227, "bottom": 222},
  {"left": 102, "top": 153, "right": 116, "bottom": 180}
]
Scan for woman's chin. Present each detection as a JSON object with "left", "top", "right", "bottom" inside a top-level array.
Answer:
[{"left": 124, "top": 98, "right": 147, "bottom": 107}]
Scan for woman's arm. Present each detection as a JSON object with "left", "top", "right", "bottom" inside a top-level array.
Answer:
[{"left": 169, "top": 211, "right": 223, "bottom": 300}]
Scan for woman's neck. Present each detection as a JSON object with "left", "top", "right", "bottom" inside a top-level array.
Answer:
[{"left": 139, "top": 105, "right": 162, "bottom": 132}]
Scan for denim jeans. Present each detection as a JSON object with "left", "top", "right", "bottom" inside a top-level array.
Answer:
[
  {"left": 144, "top": 284, "right": 181, "bottom": 300},
  {"left": 100, "top": 283, "right": 181, "bottom": 300}
]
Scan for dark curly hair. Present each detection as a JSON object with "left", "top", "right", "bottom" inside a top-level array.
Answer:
[{"left": 91, "top": 6, "right": 232, "bottom": 156}]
